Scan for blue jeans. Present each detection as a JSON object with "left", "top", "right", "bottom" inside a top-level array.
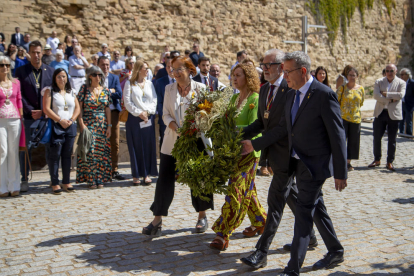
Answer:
[{"left": 19, "top": 119, "right": 50, "bottom": 181}]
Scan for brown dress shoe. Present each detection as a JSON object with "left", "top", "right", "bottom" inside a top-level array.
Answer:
[
  {"left": 386, "top": 163, "right": 395, "bottom": 171},
  {"left": 267, "top": 167, "right": 273, "bottom": 175},
  {"left": 259, "top": 167, "right": 270, "bottom": 176},
  {"left": 368, "top": 161, "right": 380, "bottom": 168}
]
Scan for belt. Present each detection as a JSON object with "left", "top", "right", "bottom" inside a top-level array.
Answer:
[{"left": 71, "top": 76, "right": 85, "bottom": 78}]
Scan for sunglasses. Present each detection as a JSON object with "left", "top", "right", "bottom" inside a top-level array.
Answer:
[
  {"left": 0, "top": 64, "right": 10, "bottom": 68},
  {"left": 91, "top": 73, "right": 103, "bottom": 77},
  {"left": 385, "top": 70, "right": 394, "bottom": 73}
]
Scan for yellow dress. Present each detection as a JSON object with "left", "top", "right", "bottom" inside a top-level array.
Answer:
[{"left": 336, "top": 85, "right": 365, "bottom": 124}]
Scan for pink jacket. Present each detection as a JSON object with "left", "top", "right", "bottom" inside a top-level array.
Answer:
[{"left": 0, "top": 80, "right": 23, "bottom": 118}]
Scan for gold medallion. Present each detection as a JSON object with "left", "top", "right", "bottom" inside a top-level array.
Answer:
[
  {"left": 36, "top": 83, "right": 40, "bottom": 89},
  {"left": 264, "top": 110, "right": 270, "bottom": 119},
  {"left": 64, "top": 106, "right": 69, "bottom": 111}
]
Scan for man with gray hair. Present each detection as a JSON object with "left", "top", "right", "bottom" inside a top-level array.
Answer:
[
  {"left": 110, "top": 50, "right": 125, "bottom": 75},
  {"left": 399, "top": 68, "right": 414, "bottom": 135},
  {"left": 243, "top": 51, "right": 348, "bottom": 275},
  {"left": 241, "top": 49, "right": 318, "bottom": 270},
  {"left": 369, "top": 64, "right": 406, "bottom": 171}
]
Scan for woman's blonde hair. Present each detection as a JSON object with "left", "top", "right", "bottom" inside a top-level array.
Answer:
[
  {"left": 231, "top": 63, "right": 260, "bottom": 94},
  {"left": 130, "top": 59, "right": 147, "bottom": 84},
  {"left": 0, "top": 56, "right": 15, "bottom": 83}
]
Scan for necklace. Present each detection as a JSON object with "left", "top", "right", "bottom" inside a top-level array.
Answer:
[
  {"left": 236, "top": 91, "right": 252, "bottom": 109},
  {"left": 32, "top": 70, "right": 41, "bottom": 89},
  {"left": 136, "top": 79, "right": 146, "bottom": 97},
  {"left": 0, "top": 81, "right": 12, "bottom": 105},
  {"left": 92, "top": 87, "right": 102, "bottom": 104},
  {"left": 177, "top": 81, "right": 191, "bottom": 97},
  {"left": 60, "top": 90, "right": 69, "bottom": 111}
]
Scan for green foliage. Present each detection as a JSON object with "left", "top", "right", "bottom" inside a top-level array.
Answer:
[
  {"left": 309, "top": 0, "right": 395, "bottom": 43},
  {"left": 171, "top": 101, "right": 243, "bottom": 201}
]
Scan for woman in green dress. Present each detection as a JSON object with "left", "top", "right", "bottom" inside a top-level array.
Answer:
[{"left": 210, "top": 63, "right": 267, "bottom": 250}]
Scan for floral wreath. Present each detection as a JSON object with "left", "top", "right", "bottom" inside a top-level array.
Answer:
[{"left": 171, "top": 86, "right": 245, "bottom": 200}]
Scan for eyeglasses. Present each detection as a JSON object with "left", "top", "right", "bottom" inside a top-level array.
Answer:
[
  {"left": 283, "top": 68, "right": 302, "bottom": 76},
  {"left": 171, "top": 67, "right": 186, "bottom": 74},
  {"left": 385, "top": 70, "right": 394, "bottom": 73},
  {"left": 90, "top": 73, "right": 103, "bottom": 77},
  {"left": 0, "top": 64, "right": 11, "bottom": 68},
  {"left": 260, "top": 62, "right": 281, "bottom": 69}
]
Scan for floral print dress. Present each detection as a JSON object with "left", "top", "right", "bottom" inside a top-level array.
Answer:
[{"left": 76, "top": 84, "right": 112, "bottom": 186}]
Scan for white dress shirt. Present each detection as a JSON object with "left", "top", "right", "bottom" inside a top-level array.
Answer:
[
  {"left": 123, "top": 80, "right": 157, "bottom": 117},
  {"left": 266, "top": 74, "right": 284, "bottom": 106},
  {"left": 292, "top": 76, "right": 314, "bottom": 159},
  {"left": 47, "top": 37, "right": 60, "bottom": 55},
  {"left": 199, "top": 72, "right": 211, "bottom": 86}
]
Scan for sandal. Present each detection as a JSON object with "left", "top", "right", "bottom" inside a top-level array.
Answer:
[
  {"left": 62, "top": 184, "right": 75, "bottom": 192},
  {"left": 142, "top": 220, "right": 162, "bottom": 237},
  {"left": 132, "top": 178, "right": 141, "bottom": 186},
  {"left": 210, "top": 236, "right": 229, "bottom": 251},
  {"left": 195, "top": 216, "right": 208, "bottom": 233},
  {"left": 144, "top": 177, "right": 152, "bottom": 184},
  {"left": 347, "top": 163, "right": 354, "bottom": 171},
  {"left": 243, "top": 225, "right": 265, "bottom": 237},
  {"left": 97, "top": 184, "right": 104, "bottom": 189},
  {"left": 89, "top": 184, "right": 97, "bottom": 189}
]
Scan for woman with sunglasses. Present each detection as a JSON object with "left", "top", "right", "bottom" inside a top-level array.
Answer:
[
  {"left": 42, "top": 68, "right": 80, "bottom": 194},
  {"left": 0, "top": 56, "right": 23, "bottom": 197},
  {"left": 76, "top": 66, "right": 112, "bottom": 189},
  {"left": 123, "top": 59, "right": 158, "bottom": 185},
  {"left": 142, "top": 56, "right": 213, "bottom": 237}
]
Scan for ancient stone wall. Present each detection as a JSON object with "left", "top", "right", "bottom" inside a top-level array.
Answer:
[{"left": 0, "top": 0, "right": 413, "bottom": 87}]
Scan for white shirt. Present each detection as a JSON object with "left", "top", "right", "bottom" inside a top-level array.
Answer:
[
  {"left": 292, "top": 76, "right": 314, "bottom": 159},
  {"left": 168, "top": 75, "right": 175, "bottom": 84},
  {"left": 385, "top": 80, "right": 393, "bottom": 108},
  {"left": 199, "top": 72, "right": 211, "bottom": 86},
  {"left": 104, "top": 74, "right": 115, "bottom": 111},
  {"left": 47, "top": 37, "right": 60, "bottom": 55},
  {"left": 217, "top": 80, "right": 226, "bottom": 89},
  {"left": 266, "top": 74, "right": 284, "bottom": 106},
  {"left": 41, "top": 87, "right": 77, "bottom": 121},
  {"left": 97, "top": 51, "right": 111, "bottom": 61},
  {"left": 123, "top": 80, "right": 157, "bottom": 117}
]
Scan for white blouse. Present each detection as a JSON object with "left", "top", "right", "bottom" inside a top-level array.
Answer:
[
  {"left": 41, "top": 87, "right": 77, "bottom": 120},
  {"left": 123, "top": 80, "right": 157, "bottom": 117}
]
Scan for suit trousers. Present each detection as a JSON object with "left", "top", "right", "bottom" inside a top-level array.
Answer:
[
  {"left": 285, "top": 159, "right": 343, "bottom": 275},
  {"left": 373, "top": 110, "right": 400, "bottom": 163},
  {"left": 256, "top": 160, "right": 316, "bottom": 254},
  {"left": 399, "top": 102, "right": 413, "bottom": 135},
  {"left": 150, "top": 153, "right": 214, "bottom": 216},
  {"left": 0, "top": 118, "right": 21, "bottom": 194},
  {"left": 110, "top": 110, "right": 120, "bottom": 172}
]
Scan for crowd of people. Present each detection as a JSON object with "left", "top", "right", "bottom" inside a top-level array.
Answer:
[{"left": 0, "top": 26, "right": 412, "bottom": 275}]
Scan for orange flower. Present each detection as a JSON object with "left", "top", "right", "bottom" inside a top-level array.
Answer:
[
  {"left": 249, "top": 103, "right": 255, "bottom": 109},
  {"left": 198, "top": 99, "right": 213, "bottom": 113}
]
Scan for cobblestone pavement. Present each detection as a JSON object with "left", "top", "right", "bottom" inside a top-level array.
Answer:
[{"left": 1, "top": 126, "right": 414, "bottom": 276}]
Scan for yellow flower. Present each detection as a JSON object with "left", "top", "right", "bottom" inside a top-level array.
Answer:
[
  {"left": 249, "top": 103, "right": 255, "bottom": 109},
  {"left": 198, "top": 99, "right": 213, "bottom": 113},
  {"left": 191, "top": 92, "right": 195, "bottom": 99}
]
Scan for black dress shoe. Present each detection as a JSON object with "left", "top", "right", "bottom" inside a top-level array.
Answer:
[
  {"left": 279, "top": 272, "right": 296, "bottom": 276},
  {"left": 312, "top": 251, "right": 344, "bottom": 270},
  {"left": 112, "top": 171, "right": 125, "bottom": 180},
  {"left": 195, "top": 217, "right": 208, "bottom": 233},
  {"left": 283, "top": 236, "right": 318, "bottom": 251},
  {"left": 240, "top": 250, "right": 267, "bottom": 269}
]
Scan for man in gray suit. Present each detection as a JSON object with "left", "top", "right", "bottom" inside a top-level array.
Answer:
[{"left": 368, "top": 64, "right": 406, "bottom": 171}]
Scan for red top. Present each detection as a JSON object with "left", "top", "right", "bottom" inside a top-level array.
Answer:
[{"left": 0, "top": 80, "right": 22, "bottom": 118}]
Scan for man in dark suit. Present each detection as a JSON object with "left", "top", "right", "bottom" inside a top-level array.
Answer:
[
  {"left": 192, "top": 56, "right": 219, "bottom": 91},
  {"left": 240, "top": 49, "right": 318, "bottom": 269},
  {"left": 16, "top": 40, "right": 54, "bottom": 192},
  {"left": 154, "top": 58, "right": 175, "bottom": 150},
  {"left": 154, "top": 51, "right": 180, "bottom": 81},
  {"left": 98, "top": 56, "right": 125, "bottom": 180},
  {"left": 399, "top": 68, "right": 414, "bottom": 135},
  {"left": 242, "top": 51, "right": 347, "bottom": 275},
  {"left": 11, "top": 27, "right": 25, "bottom": 47}
]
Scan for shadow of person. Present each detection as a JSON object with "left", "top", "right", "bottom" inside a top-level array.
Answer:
[{"left": 36, "top": 231, "right": 285, "bottom": 275}]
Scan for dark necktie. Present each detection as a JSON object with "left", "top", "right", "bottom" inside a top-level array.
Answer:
[
  {"left": 291, "top": 90, "right": 301, "bottom": 125},
  {"left": 267, "top": 85, "right": 276, "bottom": 110},
  {"left": 171, "top": 78, "right": 175, "bottom": 84},
  {"left": 204, "top": 76, "right": 208, "bottom": 85}
]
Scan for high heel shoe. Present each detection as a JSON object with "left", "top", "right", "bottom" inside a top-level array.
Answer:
[
  {"left": 210, "top": 236, "right": 229, "bottom": 251},
  {"left": 142, "top": 220, "right": 162, "bottom": 237},
  {"left": 243, "top": 225, "right": 265, "bottom": 237}
]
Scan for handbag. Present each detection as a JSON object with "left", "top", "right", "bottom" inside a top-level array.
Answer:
[
  {"left": 29, "top": 88, "right": 54, "bottom": 149},
  {"left": 119, "top": 84, "right": 129, "bottom": 123}
]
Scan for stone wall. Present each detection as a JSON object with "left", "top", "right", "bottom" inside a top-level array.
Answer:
[{"left": 0, "top": 0, "right": 413, "bottom": 87}]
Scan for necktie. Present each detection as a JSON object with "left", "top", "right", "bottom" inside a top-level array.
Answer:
[
  {"left": 267, "top": 85, "right": 276, "bottom": 110},
  {"left": 291, "top": 90, "right": 301, "bottom": 157},
  {"left": 204, "top": 76, "right": 208, "bottom": 86},
  {"left": 16, "top": 34, "right": 19, "bottom": 45},
  {"left": 171, "top": 78, "right": 175, "bottom": 84}
]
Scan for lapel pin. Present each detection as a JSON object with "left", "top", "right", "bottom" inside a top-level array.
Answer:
[
  {"left": 44, "top": 69, "right": 46, "bottom": 70},
  {"left": 282, "top": 89, "right": 284, "bottom": 92}
]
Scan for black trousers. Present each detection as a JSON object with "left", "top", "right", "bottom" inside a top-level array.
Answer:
[
  {"left": 255, "top": 160, "right": 316, "bottom": 254},
  {"left": 373, "top": 110, "right": 400, "bottom": 163},
  {"left": 150, "top": 153, "right": 214, "bottom": 216},
  {"left": 285, "top": 159, "right": 343, "bottom": 275},
  {"left": 343, "top": 120, "right": 361, "bottom": 160}
]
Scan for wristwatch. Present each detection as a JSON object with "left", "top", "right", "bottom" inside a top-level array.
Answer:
[{"left": 108, "top": 124, "right": 112, "bottom": 127}]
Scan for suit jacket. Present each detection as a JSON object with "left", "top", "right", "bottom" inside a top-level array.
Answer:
[
  {"left": 154, "top": 67, "right": 168, "bottom": 81},
  {"left": 243, "top": 79, "right": 292, "bottom": 172},
  {"left": 262, "top": 79, "right": 347, "bottom": 180},
  {"left": 15, "top": 63, "right": 54, "bottom": 119},
  {"left": 403, "top": 79, "right": 414, "bottom": 107},
  {"left": 373, "top": 76, "right": 406, "bottom": 120},
  {"left": 161, "top": 80, "right": 206, "bottom": 155},
  {"left": 107, "top": 73, "right": 122, "bottom": 112},
  {"left": 154, "top": 75, "right": 171, "bottom": 126},
  {"left": 192, "top": 74, "right": 219, "bottom": 91},
  {"left": 11, "top": 33, "right": 24, "bottom": 46}
]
